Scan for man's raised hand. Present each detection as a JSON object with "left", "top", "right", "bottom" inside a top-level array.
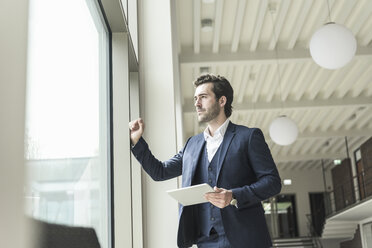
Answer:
[{"left": 129, "top": 118, "right": 145, "bottom": 146}]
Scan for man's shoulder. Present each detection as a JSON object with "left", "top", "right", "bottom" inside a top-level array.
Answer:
[
  {"left": 188, "top": 132, "right": 204, "bottom": 142},
  {"left": 181, "top": 133, "right": 203, "bottom": 148},
  {"left": 231, "top": 122, "right": 261, "bottom": 134}
]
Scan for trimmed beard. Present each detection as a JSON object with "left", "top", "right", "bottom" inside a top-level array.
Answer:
[{"left": 198, "top": 100, "right": 221, "bottom": 123}]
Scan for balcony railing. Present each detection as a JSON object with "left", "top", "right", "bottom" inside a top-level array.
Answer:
[{"left": 325, "top": 165, "right": 372, "bottom": 218}]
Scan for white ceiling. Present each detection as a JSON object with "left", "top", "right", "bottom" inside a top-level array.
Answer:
[{"left": 175, "top": 0, "right": 372, "bottom": 171}]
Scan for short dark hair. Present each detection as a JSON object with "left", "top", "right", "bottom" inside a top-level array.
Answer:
[{"left": 193, "top": 74, "right": 234, "bottom": 118}]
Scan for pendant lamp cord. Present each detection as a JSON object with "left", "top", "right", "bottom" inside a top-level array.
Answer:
[{"left": 326, "top": 0, "right": 332, "bottom": 23}]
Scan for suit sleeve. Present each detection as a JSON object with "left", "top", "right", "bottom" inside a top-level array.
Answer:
[
  {"left": 131, "top": 137, "right": 186, "bottom": 181},
  {"left": 231, "top": 128, "right": 282, "bottom": 209}
]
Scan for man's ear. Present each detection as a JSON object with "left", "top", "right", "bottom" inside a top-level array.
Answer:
[{"left": 219, "top": 96, "right": 227, "bottom": 107}]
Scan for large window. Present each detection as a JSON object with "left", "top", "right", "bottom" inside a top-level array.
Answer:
[{"left": 25, "top": 0, "right": 111, "bottom": 247}]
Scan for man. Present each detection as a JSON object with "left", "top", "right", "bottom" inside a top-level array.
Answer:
[{"left": 129, "top": 74, "right": 281, "bottom": 248}]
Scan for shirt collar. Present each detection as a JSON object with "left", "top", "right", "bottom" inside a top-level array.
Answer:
[{"left": 203, "top": 119, "right": 230, "bottom": 141}]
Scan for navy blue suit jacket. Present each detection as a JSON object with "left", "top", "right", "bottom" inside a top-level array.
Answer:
[{"left": 132, "top": 122, "right": 282, "bottom": 248}]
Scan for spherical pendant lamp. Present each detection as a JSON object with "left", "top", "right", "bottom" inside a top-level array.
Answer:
[
  {"left": 310, "top": 23, "right": 357, "bottom": 70},
  {"left": 269, "top": 116, "right": 298, "bottom": 146}
]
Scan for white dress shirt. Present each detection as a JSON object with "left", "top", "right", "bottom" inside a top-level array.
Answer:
[{"left": 203, "top": 119, "right": 230, "bottom": 162}]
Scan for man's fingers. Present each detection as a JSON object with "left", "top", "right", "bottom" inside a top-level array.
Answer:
[
  {"left": 129, "top": 120, "right": 137, "bottom": 129},
  {"left": 214, "top": 186, "right": 224, "bottom": 193},
  {"left": 205, "top": 188, "right": 232, "bottom": 208},
  {"left": 205, "top": 197, "right": 229, "bottom": 208},
  {"left": 138, "top": 118, "right": 145, "bottom": 130},
  {"left": 129, "top": 118, "right": 144, "bottom": 131},
  {"left": 205, "top": 192, "right": 225, "bottom": 200}
]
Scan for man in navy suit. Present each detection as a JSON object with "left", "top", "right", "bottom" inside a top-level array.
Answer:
[{"left": 129, "top": 74, "right": 281, "bottom": 248}]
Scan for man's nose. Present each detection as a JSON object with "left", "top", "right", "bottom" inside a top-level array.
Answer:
[{"left": 194, "top": 99, "right": 201, "bottom": 107}]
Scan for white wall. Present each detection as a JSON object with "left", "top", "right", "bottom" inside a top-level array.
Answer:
[
  {"left": 279, "top": 168, "right": 327, "bottom": 237},
  {"left": 112, "top": 32, "right": 133, "bottom": 247},
  {"left": 0, "top": 0, "right": 30, "bottom": 247},
  {"left": 137, "top": 0, "right": 182, "bottom": 247},
  {"left": 360, "top": 216, "right": 372, "bottom": 248}
]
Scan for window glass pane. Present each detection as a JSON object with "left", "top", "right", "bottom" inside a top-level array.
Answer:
[{"left": 25, "top": 0, "right": 110, "bottom": 247}]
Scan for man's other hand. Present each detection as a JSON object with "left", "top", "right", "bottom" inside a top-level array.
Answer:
[{"left": 204, "top": 186, "right": 233, "bottom": 209}]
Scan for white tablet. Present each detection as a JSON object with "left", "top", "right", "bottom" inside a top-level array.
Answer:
[{"left": 166, "top": 183, "right": 214, "bottom": 206}]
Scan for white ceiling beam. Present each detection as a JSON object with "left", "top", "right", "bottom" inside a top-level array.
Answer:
[
  {"left": 231, "top": 0, "right": 247, "bottom": 52},
  {"left": 324, "top": 160, "right": 335, "bottom": 170},
  {"left": 321, "top": 66, "right": 350, "bottom": 99},
  {"left": 183, "top": 96, "right": 372, "bottom": 113},
  {"left": 284, "top": 62, "right": 311, "bottom": 101},
  {"left": 278, "top": 163, "right": 289, "bottom": 171},
  {"left": 226, "top": 65, "right": 234, "bottom": 85},
  {"left": 287, "top": 0, "right": 313, "bottom": 49},
  {"left": 335, "top": 61, "right": 362, "bottom": 96},
  {"left": 232, "top": 65, "right": 244, "bottom": 96},
  {"left": 299, "top": 138, "right": 316, "bottom": 155},
  {"left": 268, "top": 0, "right": 290, "bottom": 50},
  {"left": 237, "top": 66, "right": 251, "bottom": 103},
  {"left": 297, "top": 162, "right": 309, "bottom": 171},
  {"left": 189, "top": 123, "right": 372, "bottom": 142},
  {"left": 295, "top": 161, "right": 308, "bottom": 171},
  {"left": 334, "top": 0, "right": 356, "bottom": 25},
  {"left": 293, "top": 65, "right": 317, "bottom": 101},
  {"left": 266, "top": 64, "right": 285, "bottom": 102},
  {"left": 274, "top": 152, "right": 346, "bottom": 163},
  {"left": 180, "top": 45, "right": 372, "bottom": 66},
  {"left": 331, "top": 138, "right": 347, "bottom": 154},
  {"left": 321, "top": 108, "right": 344, "bottom": 132},
  {"left": 330, "top": 108, "right": 355, "bottom": 131},
  {"left": 349, "top": 1, "right": 372, "bottom": 35},
  {"left": 212, "top": 0, "right": 224, "bottom": 53},
  {"left": 347, "top": 136, "right": 364, "bottom": 152},
  {"left": 308, "top": 110, "right": 329, "bottom": 133},
  {"left": 352, "top": 63, "right": 372, "bottom": 97},
  {"left": 344, "top": 106, "right": 370, "bottom": 130},
  {"left": 250, "top": 0, "right": 268, "bottom": 52},
  {"left": 307, "top": 160, "right": 321, "bottom": 170},
  {"left": 269, "top": 142, "right": 280, "bottom": 155},
  {"left": 193, "top": 0, "right": 201, "bottom": 54},
  {"left": 357, "top": 111, "right": 372, "bottom": 129},
  {"left": 281, "top": 63, "right": 301, "bottom": 101},
  {"left": 251, "top": 65, "right": 266, "bottom": 103},
  {"left": 265, "top": 64, "right": 283, "bottom": 102},
  {"left": 248, "top": 111, "right": 258, "bottom": 127},
  {"left": 288, "top": 139, "right": 307, "bottom": 156},
  {"left": 298, "top": 109, "right": 314, "bottom": 132},
  {"left": 361, "top": 27, "right": 372, "bottom": 46},
  {"left": 273, "top": 128, "right": 372, "bottom": 140},
  {"left": 339, "top": 61, "right": 371, "bottom": 98},
  {"left": 309, "top": 139, "right": 322, "bottom": 155},
  {"left": 308, "top": 69, "right": 330, "bottom": 100},
  {"left": 262, "top": 111, "right": 274, "bottom": 129}
]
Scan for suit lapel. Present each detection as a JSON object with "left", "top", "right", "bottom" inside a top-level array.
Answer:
[
  {"left": 183, "top": 134, "right": 205, "bottom": 187},
  {"left": 216, "top": 122, "right": 236, "bottom": 182}
]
